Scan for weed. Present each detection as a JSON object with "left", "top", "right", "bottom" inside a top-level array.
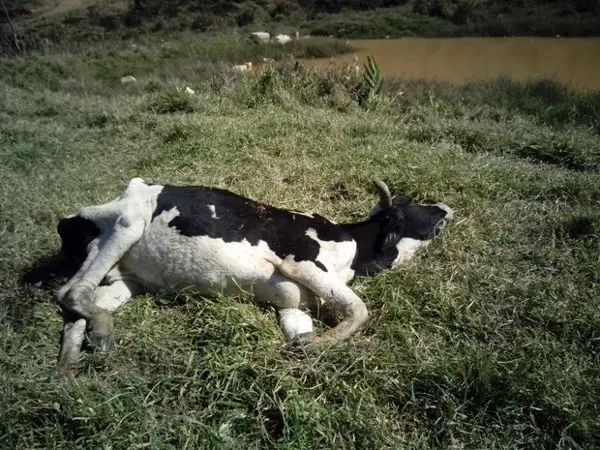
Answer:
[{"left": 358, "top": 55, "right": 385, "bottom": 109}]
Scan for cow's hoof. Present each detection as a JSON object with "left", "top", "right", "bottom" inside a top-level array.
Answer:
[
  {"left": 302, "top": 335, "right": 335, "bottom": 354},
  {"left": 88, "top": 312, "right": 114, "bottom": 351},
  {"left": 295, "top": 332, "right": 313, "bottom": 345},
  {"left": 283, "top": 332, "right": 314, "bottom": 357},
  {"left": 286, "top": 332, "right": 313, "bottom": 348},
  {"left": 56, "top": 361, "right": 77, "bottom": 381},
  {"left": 89, "top": 332, "right": 113, "bottom": 352},
  {"left": 60, "top": 283, "right": 94, "bottom": 309}
]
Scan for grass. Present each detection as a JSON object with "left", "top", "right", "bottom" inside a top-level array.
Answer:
[{"left": 1, "top": 35, "right": 600, "bottom": 448}]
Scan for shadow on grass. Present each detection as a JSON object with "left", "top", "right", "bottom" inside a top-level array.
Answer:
[{"left": 1, "top": 251, "right": 76, "bottom": 332}]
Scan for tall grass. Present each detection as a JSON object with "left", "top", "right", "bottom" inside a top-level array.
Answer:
[{"left": 1, "top": 37, "right": 599, "bottom": 448}]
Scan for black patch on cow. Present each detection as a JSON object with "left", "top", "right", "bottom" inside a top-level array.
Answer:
[
  {"left": 152, "top": 186, "right": 352, "bottom": 270},
  {"left": 314, "top": 261, "right": 328, "bottom": 272},
  {"left": 342, "top": 208, "right": 405, "bottom": 276}
]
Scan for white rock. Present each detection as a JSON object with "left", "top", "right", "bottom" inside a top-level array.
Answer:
[
  {"left": 185, "top": 86, "right": 195, "bottom": 95},
  {"left": 120, "top": 75, "right": 137, "bottom": 84},
  {"left": 274, "top": 34, "right": 292, "bottom": 44},
  {"left": 232, "top": 62, "right": 253, "bottom": 73},
  {"left": 250, "top": 31, "right": 270, "bottom": 43}
]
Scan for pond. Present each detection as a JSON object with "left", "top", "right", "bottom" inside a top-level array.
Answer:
[{"left": 301, "top": 37, "right": 600, "bottom": 93}]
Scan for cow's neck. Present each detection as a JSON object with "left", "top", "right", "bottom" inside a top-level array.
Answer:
[{"left": 340, "top": 219, "right": 391, "bottom": 276}]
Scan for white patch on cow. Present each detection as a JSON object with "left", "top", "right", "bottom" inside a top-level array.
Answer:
[
  {"left": 394, "top": 238, "right": 429, "bottom": 265},
  {"left": 121, "top": 207, "right": 290, "bottom": 300},
  {"left": 207, "top": 204, "right": 219, "bottom": 219},
  {"left": 61, "top": 179, "right": 164, "bottom": 296},
  {"left": 252, "top": 271, "right": 314, "bottom": 309},
  {"left": 428, "top": 203, "right": 453, "bottom": 236},
  {"left": 278, "top": 256, "right": 368, "bottom": 340},
  {"left": 305, "top": 228, "right": 356, "bottom": 283}
]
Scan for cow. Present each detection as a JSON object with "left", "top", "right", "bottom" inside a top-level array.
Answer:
[{"left": 54, "top": 177, "right": 453, "bottom": 379}]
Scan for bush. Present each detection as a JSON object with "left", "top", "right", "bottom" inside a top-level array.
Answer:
[
  {"left": 149, "top": 86, "right": 195, "bottom": 114},
  {"left": 413, "top": 0, "right": 486, "bottom": 24},
  {"left": 230, "top": 58, "right": 396, "bottom": 113}
]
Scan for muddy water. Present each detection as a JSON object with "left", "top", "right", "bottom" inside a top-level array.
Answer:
[{"left": 301, "top": 37, "right": 600, "bottom": 93}]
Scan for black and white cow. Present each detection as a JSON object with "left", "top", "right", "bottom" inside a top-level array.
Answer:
[{"left": 55, "top": 177, "right": 452, "bottom": 379}]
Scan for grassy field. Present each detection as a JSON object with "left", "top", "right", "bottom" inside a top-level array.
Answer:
[{"left": 1, "top": 34, "right": 600, "bottom": 448}]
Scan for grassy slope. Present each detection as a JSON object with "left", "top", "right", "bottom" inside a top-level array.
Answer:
[{"left": 1, "top": 35, "right": 600, "bottom": 448}]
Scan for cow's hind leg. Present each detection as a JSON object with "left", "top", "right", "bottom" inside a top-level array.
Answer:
[
  {"left": 56, "top": 278, "right": 142, "bottom": 379},
  {"left": 253, "top": 272, "right": 315, "bottom": 345},
  {"left": 278, "top": 257, "right": 368, "bottom": 349},
  {"left": 58, "top": 214, "right": 144, "bottom": 346},
  {"left": 278, "top": 308, "right": 314, "bottom": 345}
]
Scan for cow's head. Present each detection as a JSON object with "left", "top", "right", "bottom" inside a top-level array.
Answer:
[
  {"left": 356, "top": 179, "right": 453, "bottom": 275},
  {"left": 19, "top": 215, "right": 100, "bottom": 288},
  {"left": 55, "top": 215, "right": 100, "bottom": 279}
]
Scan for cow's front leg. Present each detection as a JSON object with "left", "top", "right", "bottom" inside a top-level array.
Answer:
[
  {"left": 56, "top": 277, "right": 142, "bottom": 380},
  {"left": 55, "top": 317, "right": 86, "bottom": 381},
  {"left": 58, "top": 214, "right": 144, "bottom": 346}
]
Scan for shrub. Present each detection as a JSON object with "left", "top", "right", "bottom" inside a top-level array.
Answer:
[
  {"left": 149, "top": 86, "right": 195, "bottom": 114},
  {"left": 357, "top": 55, "right": 384, "bottom": 108}
]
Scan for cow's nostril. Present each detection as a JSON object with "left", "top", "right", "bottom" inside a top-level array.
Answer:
[
  {"left": 436, "top": 203, "right": 454, "bottom": 220},
  {"left": 434, "top": 219, "right": 447, "bottom": 235}
]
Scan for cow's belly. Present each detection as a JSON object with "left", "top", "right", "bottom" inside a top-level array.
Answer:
[{"left": 120, "top": 227, "right": 280, "bottom": 295}]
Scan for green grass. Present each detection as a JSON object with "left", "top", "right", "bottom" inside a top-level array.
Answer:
[{"left": 1, "top": 35, "right": 600, "bottom": 448}]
